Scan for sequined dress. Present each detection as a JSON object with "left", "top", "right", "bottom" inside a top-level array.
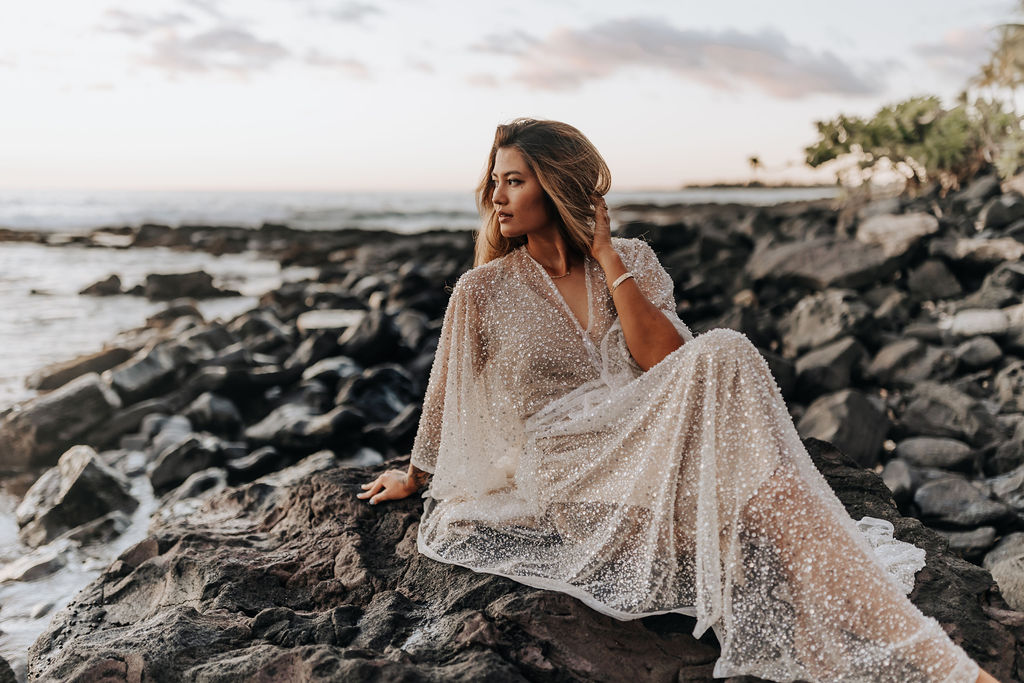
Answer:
[{"left": 410, "top": 237, "right": 980, "bottom": 682}]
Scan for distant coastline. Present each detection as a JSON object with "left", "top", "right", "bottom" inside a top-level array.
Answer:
[{"left": 681, "top": 180, "right": 837, "bottom": 190}]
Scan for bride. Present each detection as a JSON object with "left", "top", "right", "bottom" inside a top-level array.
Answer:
[{"left": 357, "top": 117, "right": 999, "bottom": 682}]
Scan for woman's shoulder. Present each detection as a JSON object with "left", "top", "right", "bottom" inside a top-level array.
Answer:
[{"left": 451, "top": 251, "right": 515, "bottom": 298}]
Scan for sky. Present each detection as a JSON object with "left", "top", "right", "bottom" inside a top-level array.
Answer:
[{"left": 0, "top": 0, "right": 1016, "bottom": 191}]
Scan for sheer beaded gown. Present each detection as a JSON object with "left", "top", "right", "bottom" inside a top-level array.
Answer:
[{"left": 409, "top": 236, "right": 980, "bottom": 682}]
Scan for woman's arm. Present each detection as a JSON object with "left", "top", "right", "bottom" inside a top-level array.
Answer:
[{"left": 590, "top": 195, "right": 685, "bottom": 371}]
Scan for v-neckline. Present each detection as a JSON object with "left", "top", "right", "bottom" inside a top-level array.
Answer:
[{"left": 522, "top": 246, "right": 593, "bottom": 336}]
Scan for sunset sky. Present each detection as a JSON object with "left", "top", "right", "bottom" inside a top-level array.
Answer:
[{"left": 0, "top": 0, "right": 1014, "bottom": 191}]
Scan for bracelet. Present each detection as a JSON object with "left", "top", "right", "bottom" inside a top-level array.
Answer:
[{"left": 610, "top": 271, "right": 634, "bottom": 293}]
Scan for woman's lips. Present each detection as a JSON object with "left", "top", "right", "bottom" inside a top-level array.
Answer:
[{"left": 498, "top": 212, "right": 512, "bottom": 222}]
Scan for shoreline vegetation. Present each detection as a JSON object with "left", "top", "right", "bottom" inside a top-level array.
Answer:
[{"left": 0, "top": 178, "right": 1023, "bottom": 679}]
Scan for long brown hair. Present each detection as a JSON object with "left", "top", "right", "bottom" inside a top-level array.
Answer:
[{"left": 473, "top": 118, "right": 612, "bottom": 267}]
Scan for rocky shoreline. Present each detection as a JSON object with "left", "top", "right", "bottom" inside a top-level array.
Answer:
[{"left": 1, "top": 182, "right": 1023, "bottom": 680}]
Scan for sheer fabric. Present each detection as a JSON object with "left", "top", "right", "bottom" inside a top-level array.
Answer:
[{"left": 411, "top": 237, "right": 979, "bottom": 682}]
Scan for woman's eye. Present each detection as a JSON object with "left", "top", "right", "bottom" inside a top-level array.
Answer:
[{"left": 508, "top": 179, "right": 520, "bottom": 186}]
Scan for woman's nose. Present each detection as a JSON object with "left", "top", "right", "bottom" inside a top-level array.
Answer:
[{"left": 492, "top": 184, "right": 506, "bottom": 206}]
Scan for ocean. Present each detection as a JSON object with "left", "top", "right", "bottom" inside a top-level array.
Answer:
[{"left": 0, "top": 187, "right": 839, "bottom": 234}]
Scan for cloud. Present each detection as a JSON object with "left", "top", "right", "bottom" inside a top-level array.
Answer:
[
  {"left": 143, "top": 27, "right": 290, "bottom": 76},
  {"left": 913, "top": 26, "right": 995, "bottom": 81},
  {"left": 304, "top": 49, "right": 371, "bottom": 78},
  {"left": 100, "top": 8, "right": 193, "bottom": 36},
  {"left": 182, "top": 0, "right": 225, "bottom": 20},
  {"left": 470, "top": 18, "right": 883, "bottom": 98},
  {"left": 327, "top": 2, "right": 383, "bottom": 23},
  {"left": 469, "top": 30, "right": 540, "bottom": 57},
  {"left": 465, "top": 73, "right": 498, "bottom": 88},
  {"left": 407, "top": 58, "right": 435, "bottom": 75}
]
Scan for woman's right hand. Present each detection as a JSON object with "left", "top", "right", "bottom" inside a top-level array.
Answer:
[{"left": 357, "top": 468, "right": 418, "bottom": 505}]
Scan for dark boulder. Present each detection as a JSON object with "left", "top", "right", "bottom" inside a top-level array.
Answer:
[
  {"left": 15, "top": 445, "right": 138, "bottom": 548},
  {"left": 796, "top": 389, "right": 888, "bottom": 467},
  {"left": 24, "top": 345, "right": 134, "bottom": 392},
  {"left": 0, "top": 372, "right": 122, "bottom": 470},
  {"left": 143, "top": 271, "right": 239, "bottom": 300},
  {"left": 79, "top": 274, "right": 122, "bottom": 296}
]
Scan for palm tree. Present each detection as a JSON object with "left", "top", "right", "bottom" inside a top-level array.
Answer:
[
  {"left": 748, "top": 155, "right": 762, "bottom": 185},
  {"left": 973, "top": 1, "right": 1024, "bottom": 110}
]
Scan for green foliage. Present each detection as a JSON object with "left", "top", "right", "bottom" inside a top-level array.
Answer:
[{"left": 805, "top": 95, "right": 1023, "bottom": 196}]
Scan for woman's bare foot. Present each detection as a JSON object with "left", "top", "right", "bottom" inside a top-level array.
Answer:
[{"left": 977, "top": 668, "right": 1001, "bottom": 683}]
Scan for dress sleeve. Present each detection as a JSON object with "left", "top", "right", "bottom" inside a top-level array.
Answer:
[
  {"left": 409, "top": 274, "right": 485, "bottom": 475},
  {"left": 629, "top": 238, "right": 694, "bottom": 343}
]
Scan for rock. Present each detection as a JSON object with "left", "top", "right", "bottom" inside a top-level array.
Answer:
[
  {"left": 984, "top": 533, "right": 1024, "bottom": 611},
  {"left": 906, "top": 259, "right": 963, "bottom": 301},
  {"left": 29, "top": 601, "right": 56, "bottom": 619},
  {"left": 147, "top": 434, "right": 223, "bottom": 494},
  {"left": 54, "top": 509, "right": 132, "bottom": 546},
  {"left": 881, "top": 458, "right": 913, "bottom": 505},
  {"left": 988, "top": 463, "right": 1024, "bottom": 511},
  {"left": 934, "top": 527, "right": 997, "bottom": 558},
  {"left": 857, "top": 195, "right": 902, "bottom": 219},
  {"left": 302, "top": 356, "right": 363, "bottom": 386},
  {"left": 15, "top": 445, "right": 139, "bottom": 548},
  {"left": 392, "top": 308, "right": 432, "bottom": 352},
  {"left": 183, "top": 392, "right": 242, "bottom": 436},
  {"left": 337, "top": 309, "right": 404, "bottom": 367},
  {"left": 362, "top": 403, "right": 422, "bottom": 455},
  {"left": 930, "top": 237, "right": 1024, "bottom": 266},
  {"left": 0, "top": 542, "right": 69, "bottom": 583},
  {"left": 24, "top": 440, "right": 1015, "bottom": 682},
  {"left": 79, "top": 274, "right": 122, "bottom": 296},
  {"left": 914, "top": 476, "right": 1015, "bottom": 528},
  {"left": 0, "top": 372, "right": 122, "bottom": 470},
  {"left": 336, "top": 365, "right": 417, "bottom": 424},
  {"left": 336, "top": 447, "right": 385, "bottom": 469},
  {"left": 143, "top": 271, "right": 237, "bottom": 300},
  {"left": 245, "top": 404, "right": 366, "bottom": 454},
  {"left": 899, "top": 381, "right": 1004, "bottom": 447},
  {"left": 793, "top": 336, "right": 865, "bottom": 400},
  {"left": 796, "top": 389, "right": 888, "bottom": 467},
  {"left": 25, "top": 345, "right": 134, "bottom": 392},
  {"left": 746, "top": 237, "right": 902, "bottom": 289},
  {"left": 160, "top": 467, "right": 228, "bottom": 507},
  {"left": 956, "top": 174, "right": 1001, "bottom": 206},
  {"left": 146, "top": 300, "right": 204, "bottom": 328},
  {"left": 866, "top": 338, "right": 957, "bottom": 386},
  {"left": 779, "top": 289, "right": 871, "bottom": 357},
  {"left": 295, "top": 309, "right": 365, "bottom": 335},
  {"left": 103, "top": 342, "right": 183, "bottom": 405},
  {"left": 946, "top": 309, "right": 1011, "bottom": 339},
  {"left": 955, "top": 336, "right": 1003, "bottom": 370},
  {"left": 895, "top": 437, "right": 973, "bottom": 470},
  {"left": 224, "top": 446, "right": 287, "bottom": 483},
  {"left": 282, "top": 331, "right": 341, "bottom": 375},
  {"left": 147, "top": 414, "right": 193, "bottom": 454},
  {"left": 0, "top": 654, "right": 16, "bottom": 683},
  {"left": 979, "top": 193, "right": 1024, "bottom": 230},
  {"left": 994, "top": 361, "right": 1024, "bottom": 413},
  {"left": 856, "top": 212, "right": 939, "bottom": 257}
]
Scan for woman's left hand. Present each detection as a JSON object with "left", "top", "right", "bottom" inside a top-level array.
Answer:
[{"left": 590, "top": 193, "right": 613, "bottom": 260}]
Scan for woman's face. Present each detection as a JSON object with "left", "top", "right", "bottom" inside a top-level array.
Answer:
[{"left": 491, "top": 146, "right": 559, "bottom": 239}]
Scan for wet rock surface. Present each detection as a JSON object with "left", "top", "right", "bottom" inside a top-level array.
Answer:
[{"left": 21, "top": 441, "right": 1019, "bottom": 682}]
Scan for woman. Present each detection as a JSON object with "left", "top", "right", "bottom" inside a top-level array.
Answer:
[{"left": 357, "top": 118, "right": 999, "bottom": 682}]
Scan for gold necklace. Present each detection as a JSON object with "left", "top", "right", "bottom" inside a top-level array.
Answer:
[{"left": 546, "top": 265, "right": 571, "bottom": 279}]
